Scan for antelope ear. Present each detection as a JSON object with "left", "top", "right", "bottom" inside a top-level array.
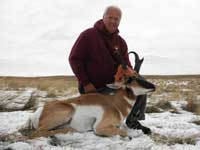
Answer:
[{"left": 106, "top": 82, "right": 123, "bottom": 89}]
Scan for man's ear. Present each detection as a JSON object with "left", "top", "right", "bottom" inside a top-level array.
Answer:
[{"left": 106, "top": 82, "right": 123, "bottom": 89}]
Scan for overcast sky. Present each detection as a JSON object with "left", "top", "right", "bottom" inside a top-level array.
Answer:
[{"left": 0, "top": 0, "right": 200, "bottom": 76}]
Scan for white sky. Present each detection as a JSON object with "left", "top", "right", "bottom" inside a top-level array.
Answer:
[{"left": 0, "top": 0, "right": 200, "bottom": 76}]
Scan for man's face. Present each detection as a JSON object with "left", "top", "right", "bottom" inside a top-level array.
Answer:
[{"left": 103, "top": 9, "right": 121, "bottom": 33}]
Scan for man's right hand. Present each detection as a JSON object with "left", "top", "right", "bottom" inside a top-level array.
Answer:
[{"left": 84, "top": 83, "right": 96, "bottom": 93}]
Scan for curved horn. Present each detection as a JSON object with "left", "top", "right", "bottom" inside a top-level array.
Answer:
[
  {"left": 129, "top": 51, "right": 144, "bottom": 73},
  {"left": 113, "top": 50, "right": 127, "bottom": 69}
]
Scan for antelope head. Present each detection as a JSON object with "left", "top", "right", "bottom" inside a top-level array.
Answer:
[
  {"left": 107, "top": 50, "right": 155, "bottom": 95},
  {"left": 124, "top": 75, "right": 155, "bottom": 96}
]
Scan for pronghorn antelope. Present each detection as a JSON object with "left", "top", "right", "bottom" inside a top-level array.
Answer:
[{"left": 26, "top": 52, "right": 155, "bottom": 139}]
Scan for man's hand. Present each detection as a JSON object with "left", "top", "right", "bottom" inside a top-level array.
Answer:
[{"left": 84, "top": 83, "right": 96, "bottom": 93}]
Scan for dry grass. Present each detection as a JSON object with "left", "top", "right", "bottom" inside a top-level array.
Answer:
[
  {"left": 145, "top": 75, "right": 200, "bottom": 115},
  {"left": 184, "top": 99, "right": 200, "bottom": 115},
  {"left": 192, "top": 120, "right": 200, "bottom": 125},
  {"left": 150, "top": 133, "right": 197, "bottom": 145},
  {"left": 0, "top": 75, "right": 200, "bottom": 114},
  {"left": 0, "top": 76, "right": 78, "bottom": 96}
]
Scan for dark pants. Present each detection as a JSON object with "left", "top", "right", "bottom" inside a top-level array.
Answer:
[
  {"left": 126, "top": 94, "right": 147, "bottom": 129},
  {"left": 78, "top": 85, "right": 85, "bottom": 94},
  {"left": 130, "top": 94, "right": 147, "bottom": 120}
]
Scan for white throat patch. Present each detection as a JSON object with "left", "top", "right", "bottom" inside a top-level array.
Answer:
[{"left": 131, "top": 87, "right": 148, "bottom": 96}]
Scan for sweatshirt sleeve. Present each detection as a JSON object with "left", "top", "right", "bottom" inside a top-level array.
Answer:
[
  {"left": 120, "top": 38, "right": 133, "bottom": 69},
  {"left": 69, "top": 31, "right": 90, "bottom": 86}
]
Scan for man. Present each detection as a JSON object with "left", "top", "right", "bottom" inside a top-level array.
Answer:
[
  {"left": 69, "top": 5, "right": 150, "bottom": 133},
  {"left": 69, "top": 5, "right": 132, "bottom": 94}
]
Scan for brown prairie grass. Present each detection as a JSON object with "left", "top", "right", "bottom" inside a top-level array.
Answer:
[
  {"left": 184, "top": 99, "right": 200, "bottom": 115},
  {"left": 0, "top": 76, "right": 78, "bottom": 96},
  {"left": 0, "top": 75, "right": 200, "bottom": 114},
  {"left": 151, "top": 133, "right": 197, "bottom": 145}
]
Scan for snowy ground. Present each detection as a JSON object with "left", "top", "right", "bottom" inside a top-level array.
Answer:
[
  {"left": 0, "top": 76, "right": 200, "bottom": 150},
  {"left": 0, "top": 103, "right": 200, "bottom": 150}
]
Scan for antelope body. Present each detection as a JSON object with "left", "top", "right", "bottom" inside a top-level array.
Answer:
[{"left": 27, "top": 75, "right": 155, "bottom": 139}]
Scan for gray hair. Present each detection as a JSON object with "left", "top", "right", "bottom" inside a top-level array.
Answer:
[{"left": 103, "top": 5, "right": 122, "bottom": 17}]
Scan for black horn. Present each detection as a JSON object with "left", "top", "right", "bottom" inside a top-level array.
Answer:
[
  {"left": 113, "top": 50, "right": 127, "bottom": 69},
  {"left": 129, "top": 51, "right": 144, "bottom": 73}
]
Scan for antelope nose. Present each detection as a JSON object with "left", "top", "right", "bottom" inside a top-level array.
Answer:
[
  {"left": 149, "top": 84, "right": 156, "bottom": 92},
  {"left": 151, "top": 86, "right": 156, "bottom": 92}
]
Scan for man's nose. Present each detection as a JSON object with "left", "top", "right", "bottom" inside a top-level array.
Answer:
[{"left": 109, "top": 18, "right": 116, "bottom": 23}]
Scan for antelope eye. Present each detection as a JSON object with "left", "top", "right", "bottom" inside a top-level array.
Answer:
[
  {"left": 125, "top": 77, "right": 136, "bottom": 84},
  {"left": 131, "top": 76, "right": 137, "bottom": 80}
]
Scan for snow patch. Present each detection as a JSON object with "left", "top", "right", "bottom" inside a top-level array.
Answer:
[
  {"left": 0, "top": 89, "right": 35, "bottom": 110},
  {"left": 0, "top": 111, "right": 32, "bottom": 134}
]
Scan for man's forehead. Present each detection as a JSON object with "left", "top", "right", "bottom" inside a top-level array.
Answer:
[{"left": 106, "top": 9, "right": 121, "bottom": 16}]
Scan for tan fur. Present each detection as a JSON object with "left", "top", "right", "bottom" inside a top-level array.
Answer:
[
  {"left": 38, "top": 101, "right": 75, "bottom": 129},
  {"left": 30, "top": 88, "right": 136, "bottom": 139}
]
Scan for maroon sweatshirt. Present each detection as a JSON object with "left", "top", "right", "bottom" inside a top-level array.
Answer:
[{"left": 69, "top": 20, "right": 132, "bottom": 89}]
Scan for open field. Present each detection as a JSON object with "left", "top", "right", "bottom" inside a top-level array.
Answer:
[
  {"left": 0, "top": 75, "right": 200, "bottom": 113},
  {"left": 0, "top": 75, "right": 199, "bottom": 112},
  {"left": 0, "top": 75, "right": 200, "bottom": 149}
]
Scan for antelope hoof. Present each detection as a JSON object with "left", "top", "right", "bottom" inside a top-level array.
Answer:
[
  {"left": 141, "top": 126, "right": 151, "bottom": 135},
  {"left": 126, "top": 120, "right": 151, "bottom": 135},
  {"left": 128, "top": 136, "right": 132, "bottom": 140}
]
